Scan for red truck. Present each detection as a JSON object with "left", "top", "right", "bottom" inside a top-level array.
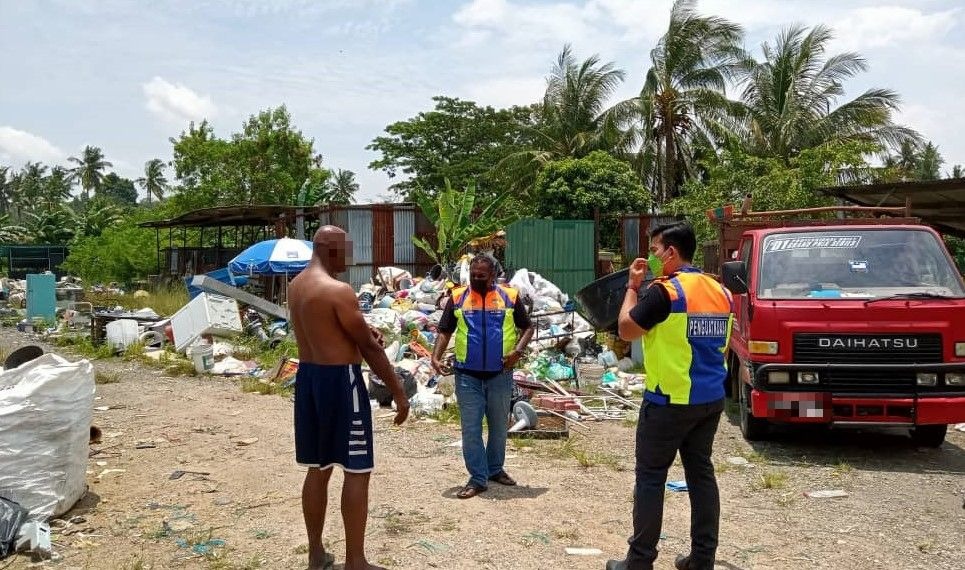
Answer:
[{"left": 708, "top": 206, "right": 965, "bottom": 446}]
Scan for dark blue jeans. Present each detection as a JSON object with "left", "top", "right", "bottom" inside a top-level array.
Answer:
[
  {"left": 624, "top": 398, "right": 725, "bottom": 570},
  {"left": 454, "top": 370, "right": 512, "bottom": 488}
]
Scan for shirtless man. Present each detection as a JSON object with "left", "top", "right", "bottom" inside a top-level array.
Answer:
[{"left": 288, "top": 225, "right": 410, "bottom": 570}]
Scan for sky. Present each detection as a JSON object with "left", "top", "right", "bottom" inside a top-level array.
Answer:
[{"left": 1, "top": 0, "right": 963, "bottom": 203}]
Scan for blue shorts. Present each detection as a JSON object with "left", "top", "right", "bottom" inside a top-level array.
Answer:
[{"left": 294, "top": 363, "right": 374, "bottom": 473}]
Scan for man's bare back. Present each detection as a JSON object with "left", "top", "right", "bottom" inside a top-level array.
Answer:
[{"left": 288, "top": 265, "right": 364, "bottom": 366}]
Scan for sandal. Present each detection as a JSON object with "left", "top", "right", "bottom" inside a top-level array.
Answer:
[
  {"left": 488, "top": 471, "right": 517, "bottom": 486},
  {"left": 456, "top": 483, "right": 487, "bottom": 499}
]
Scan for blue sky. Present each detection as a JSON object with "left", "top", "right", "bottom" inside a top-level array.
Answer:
[{"left": 2, "top": 0, "right": 963, "bottom": 202}]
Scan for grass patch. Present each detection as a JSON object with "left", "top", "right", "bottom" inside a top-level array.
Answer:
[
  {"left": 240, "top": 377, "right": 292, "bottom": 397},
  {"left": 542, "top": 437, "right": 624, "bottom": 470},
  {"left": 756, "top": 470, "right": 789, "bottom": 490},
  {"left": 95, "top": 371, "right": 121, "bottom": 384},
  {"left": 53, "top": 334, "right": 116, "bottom": 359},
  {"left": 429, "top": 403, "right": 461, "bottom": 425},
  {"left": 432, "top": 517, "right": 459, "bottom": 532},
  {"left": 621, "top": 410, "right": 639, "bottom": 428},
  {"left": 520, "top": 530, "right": 550, "bottom": 547},
  {"left": 383, "top": 511, "right": 431, "bottom": 536},
  {"left": 84, "top": 286, "right": 189, "bottom": 318},
  {"left": 553, "top": 527, "right": 581, "bottom": 542},
  {"left": 831, "top": 461, "right": 853, "bottom": 477},
  {"left": 252, "top": 530, "right": 273, "bottom": 540},
  {"left": 741, "top": 449, "right": 769, "bottom": 464}
]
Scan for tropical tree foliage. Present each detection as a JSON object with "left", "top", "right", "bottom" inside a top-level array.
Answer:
[
  {"left": 411, "top": 180, "right": 517, "bottom": 271},
  {"left": 736, "top": 25, "right": 919, "bottom": 162},
  {"left": 325, "top": 169, "right": 359, "bottom": 205},
  {"left": 137, "top": 159, "right": 169, "bottom": 204},
  {"left": 68, "top": 145, "right": 113, "bottom": 201}
]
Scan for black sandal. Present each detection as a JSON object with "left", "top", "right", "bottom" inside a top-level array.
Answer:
[
  {"left": 488, "top": 471, "right": 517, "bottom": 486},
  {"left": 456, "top": 483, "right": 487, "bottom": 499}
]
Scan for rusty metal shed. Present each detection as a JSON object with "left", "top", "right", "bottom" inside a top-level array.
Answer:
[{"left": 819, "top": 178, "right": 965, "bottom": 238}]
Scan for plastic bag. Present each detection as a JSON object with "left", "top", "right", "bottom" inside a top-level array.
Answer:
[{"left": 0, "top": 353, "right": 95, "bottom": 519}]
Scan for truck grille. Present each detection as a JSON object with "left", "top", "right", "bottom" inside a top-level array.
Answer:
[
  {"left": 793, "top": 333, "right": 942, "bottom": 393},
  {"left": 793, "top": 334, "right": 942, "bottom": 365}
]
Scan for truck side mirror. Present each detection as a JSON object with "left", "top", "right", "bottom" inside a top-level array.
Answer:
[{"left": 722, "top": 261, "right": 748, "bottom": 294}]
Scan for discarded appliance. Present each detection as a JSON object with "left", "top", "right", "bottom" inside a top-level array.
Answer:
[
  {"left": 509, "top": 401, "right": 539, "bottom": 433},
  {"left": 169, "top": 292, "right": 243, "bottom": 352}
]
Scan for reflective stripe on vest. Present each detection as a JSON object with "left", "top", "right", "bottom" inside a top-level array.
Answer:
[
  {"left": 639, "top": 267, "right": 734, "bottom": 405},
  {"left": 453, "top": 285, "right": 519, "bottom": 372}
]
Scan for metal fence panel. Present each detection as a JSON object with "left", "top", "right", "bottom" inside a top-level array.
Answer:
[
  {"left": 393, "top": 208, "right": 416, "bottom": 264},
  {"left": 505, "top": 218, "right": 595, "bottom": 298},
  {"left": 346, "top": 209, "right": 373, "bottom": 265}
]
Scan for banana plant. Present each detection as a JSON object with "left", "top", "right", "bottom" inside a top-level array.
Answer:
[{"left": 411, "top": 179, "right": 516, "bottom": 274}]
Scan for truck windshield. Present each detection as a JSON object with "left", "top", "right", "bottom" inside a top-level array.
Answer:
[{"left": 757, "top": 229, "right": 965, "bottom": 299}]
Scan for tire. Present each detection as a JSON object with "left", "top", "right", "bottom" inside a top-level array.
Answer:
[
  {"left": 910, "top": 424, "right": 947, "bottom": 448},
  {"left": 726, "top": 355, "right": 741, "bottom": 402},
  {"left": 740, "top": 383, "right": 769, "bottom": 441}
]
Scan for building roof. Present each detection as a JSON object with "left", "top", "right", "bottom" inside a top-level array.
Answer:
[
  {"left": 138, "top": 205, "right": 320, "bottom": 229},
  {"left": 819, "top": 178, "right": 965, "bottom": 238}
]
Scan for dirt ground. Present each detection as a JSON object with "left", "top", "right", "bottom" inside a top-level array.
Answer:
[{"left": 2, "top": 329, "right": 964, "bottom": 570}]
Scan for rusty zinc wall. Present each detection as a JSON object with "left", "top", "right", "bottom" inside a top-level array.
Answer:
[{"left": 317, "top": 204, "right": 434, "bottom": 290}]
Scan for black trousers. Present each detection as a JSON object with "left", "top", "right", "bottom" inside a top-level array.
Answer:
[{"left": 625, "top": 398, "right": 725, "bottom": 570}]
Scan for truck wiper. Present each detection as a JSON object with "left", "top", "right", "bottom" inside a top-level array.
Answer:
[{"left": 865, "top": 292, "right": 964, "bottom": 305}]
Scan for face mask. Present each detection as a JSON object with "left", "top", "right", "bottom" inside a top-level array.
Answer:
[
  {"left": 647, "top": 250, "right": 666, "bottom": 277},
  {"left": 470, "top": 278, "right": 490, "bottom": 293}
]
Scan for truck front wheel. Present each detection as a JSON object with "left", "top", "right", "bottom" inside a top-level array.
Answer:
[
  {"left": 740, "top": 383, "right": 770, "bottom": 441},
  {"left": 910, "top": 425, "right": 947, "bottom": 448}
]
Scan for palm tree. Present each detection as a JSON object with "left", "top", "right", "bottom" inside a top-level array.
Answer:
[
  {"left": 325, "top": 169, "right": 359, "bottom": 205},
  {"left": 497, "top": 45, "right": 627, "bottom": 194},
  {"left": 24, "top": 206, "right": 77, "bottom": 244},
  {"left": 0, "top": 167, "right": 13, "bottom": 216},
  {"left": 68, "top": 145, "right": 113, "bottom": 201},
  {"left": 0, "top": 213, "right": 27, "bottom": 244},
  {"left": 42, "top": 166, "right": 74, "bottom": 211},
  {"left": 78, "top": 200, "right": 124, "bottom": 238},
  {"left": 736, "top": 25, "right": 919, "bottom": 162},
  {"left": 913, "top": 142, "right": 943, "bottom": 181},
  {"left": 620, "top": 0, "right": 748, "bottom": 203},
  {"left": 951, "top": 165, "right": 963, "bottom": 179},
  {"left": 137, "top": 159, "right": 169, "bottom": 204}
]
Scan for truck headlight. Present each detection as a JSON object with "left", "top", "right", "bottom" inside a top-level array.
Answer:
[
  {"left": 956, "top": 342, "right": 965, "bottom": 357},
  {"left": 750, "top": 341, "right": 779, "bottom": 355},
  {"left": 946, "top": 373, "right": 965, "bottom": 386},
  {"left": 768, "top": 371, "right": 790, "bottom": 384},
  {"left": 798, "top": 372, "right": 819, "bottom": 384},
  {"left": 916, "top": 373, "right": 938, "bottom": 387}
]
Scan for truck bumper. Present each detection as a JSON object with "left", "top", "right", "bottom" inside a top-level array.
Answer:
[{"left": 750, "top": 390, "right": 965, "bottom": 425}]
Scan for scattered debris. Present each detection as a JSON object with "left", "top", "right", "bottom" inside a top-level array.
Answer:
[
  {"left": 169, "top": 470, "right": 211, "bottom": 481},
  {"left": 727, "top": 456, "right": 750, "bottom": 466},
  {"left": 666, "top": 481, "right": 688, "bottom": 492},
  {"left": 565, "top": 547, "right": 603, "bottom": 556},
  {"left": 805, "top": 490, "right": 849, "bottom": 499}
]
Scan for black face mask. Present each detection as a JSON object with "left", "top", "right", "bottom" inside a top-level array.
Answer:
[{"left": 470, "top": 278, "right": 490, "bottom": 293}]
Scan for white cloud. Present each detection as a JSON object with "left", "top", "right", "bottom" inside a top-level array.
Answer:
[
  {"left": 462, "top": 76, "right": 547, "bottom": 108},
  {"left": 832, "top": 6, "right": 960, "bottom": 51},
  {"left": 0, "top": 127, "right": 66, "bottom": 164},
  {"left": 142, "top": 76, "right": 218, "bottom": 125}
]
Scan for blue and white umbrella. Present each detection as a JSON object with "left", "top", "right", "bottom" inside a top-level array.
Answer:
[{"left": 228, "top": 238, "right": 314, "bottom": 275}]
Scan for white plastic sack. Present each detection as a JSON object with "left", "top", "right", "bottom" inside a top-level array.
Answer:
[
  {"left": 509, "top": 269, "right": 537, "bottom": 302},
  {"left": 0, "top": 353, "right": 95, "bottom": 519}
]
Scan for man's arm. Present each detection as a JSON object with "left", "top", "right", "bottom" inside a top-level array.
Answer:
[
  {"left": 431, "top": 298, "right": 457, "bottom": 373},
  {"left": 503, "top": 303, "right": 535, "bottom": 369},
  {"left": 618, "top": 286, "right": 647, "bottom": 341},
  {"left": 619, "top": 285, "right": 672, "bottom": 342},
  {"left": 333, "top": 285, "right": 409, "bottom": 425}
]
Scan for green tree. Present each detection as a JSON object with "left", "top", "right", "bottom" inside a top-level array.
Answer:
[
  {"left": 532, "top": 151, "right": 651, "bottom": 250},
  {"left": 951, "top": 165, "right": 963, "bottom": 179},
  {"left": 77, "top": 198, "right": 125, "bottom": 238},
  {"left": 62, "top": 216, "right": 157, "bottom": 283},
  {"left": 367, "top": 96, "right": 535, "bottom": 201},
  {"left": 137, "top": 159, "right": 169, "bottom": 204},
  {"left": 24, "top": 206, "right": 77, "bottom": 244},
  {"left": 737, "top": 25, "right": 919, "bottom": 161},
  {"left": 99, "top": 173, "right": 139, "bottom": 205},
  {"left": 669, "top": 141, "right": 874, "bottom": 251},
  {"left": 41, "top": 166, "right": 74, "bottom": 211},
  {"left": 0, "top": 167, "right": 13, "bottom": 216},
  {"left": 618, "top": 0, "right": 748, "bottom": 203},
  {"left": 325, "top": 169, "right": 359, "bottom": 205},
  {"left": 170, "top": 107, "right": 328, "bottom": 212},
  {"left": 68, "top": 145, "right": 113, "bottom": 201},
  {"left": 411, "top": 179, "right": 517, "bottom": 271},
  {"left": 913, "top": 142, "right": 943, "bottom": 181},
  {"left": 0, "top": 213, "right": 27, "bottom": 244}
]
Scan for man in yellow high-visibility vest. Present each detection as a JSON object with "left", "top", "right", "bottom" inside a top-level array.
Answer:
[{"left": 607, "top": 223, "right": 734, "bottom": 570}]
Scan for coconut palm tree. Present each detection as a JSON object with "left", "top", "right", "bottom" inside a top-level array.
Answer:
[
  {"left": 736, "top": 25, "right": 920, "bottom": 161},
  {"left": 0, "top": 167, "right": 13, "bottom": 217},
  {"left": 951, "top": 165, "right": 963, "bottom": 179},
  {"left": 137, "top": 158, "right": 169, "bottom": 204},
  {"left": 325, "top": 169, "right": 359, "bottom": 205},
  {"left": 497, "top": 45, "right": 627, "bottom": 194},
  {"left": 619, "top": 0, "right": 749, "bottom": 203},
  {"left": 24, "top": 206, "right": 77, "bottom": 244},
  {"left": 0, "top": 213, "right": 27, "bottom": 244},
  {"left": 68, "top": 145, "right": 113, "bottom": 201},
  {"left": 42, "top": 166, "right": 74, "bottom": 211},
  {"left": 77, "top": 199, "right": 124, "bottom": 238}
]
